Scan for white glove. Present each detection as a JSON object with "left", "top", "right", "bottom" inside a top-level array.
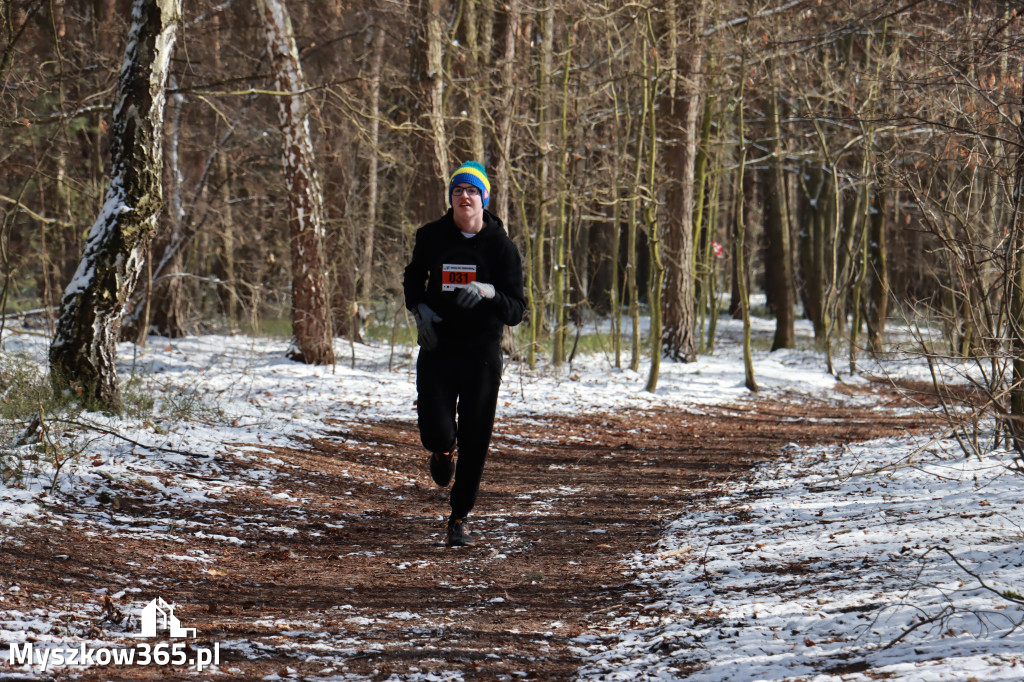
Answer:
[
  {"left": 455, "top": 281, "right": 495, "bottom": 309},
  {"left": 413, "top": 303, "right": 442, "bottom": 350}
]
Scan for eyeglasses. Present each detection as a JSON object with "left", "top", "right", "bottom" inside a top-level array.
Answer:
[{"left": 452, "top": 186, "right": 481, "bottom": 197}]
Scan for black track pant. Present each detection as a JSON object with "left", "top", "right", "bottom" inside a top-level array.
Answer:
[{"left": 416, "top": 342, "right": 502, "bottom": 520}]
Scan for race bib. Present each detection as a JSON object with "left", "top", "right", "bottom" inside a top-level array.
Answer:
[{"left": 442, "top": 264, "right": 477, "bottom": 291}]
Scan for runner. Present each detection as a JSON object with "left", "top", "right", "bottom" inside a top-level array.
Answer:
[{"left": 402, "top": 161, "right": 526, "bottom": 547}]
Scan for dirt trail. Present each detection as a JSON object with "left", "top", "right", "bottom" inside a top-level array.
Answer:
[{"left": 0, "top": 387, "right": 936, "bottom": 680}]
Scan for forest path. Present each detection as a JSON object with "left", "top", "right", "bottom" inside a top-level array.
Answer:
[{"left": 2, "top": 383, "right": 937, "bottom": 681}]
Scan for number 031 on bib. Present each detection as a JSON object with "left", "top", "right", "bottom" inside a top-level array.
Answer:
[{"left": 442, "top": 264, "right": 477, "bottom": 291}]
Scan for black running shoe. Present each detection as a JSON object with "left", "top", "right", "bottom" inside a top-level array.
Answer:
[
  {"left": 446, "top": 517, "right": 473, "bottom": 547},
  {"left": 429, "top": 450, "right": 455, "bottom": 487}
]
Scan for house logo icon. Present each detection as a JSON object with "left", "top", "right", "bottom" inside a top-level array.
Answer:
[{"left": 136, "top": 597, "right": 196, "bottom": 638}]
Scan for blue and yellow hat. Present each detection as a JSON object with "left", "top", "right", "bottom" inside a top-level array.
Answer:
[{"left": 449, "top": 161, "right": 490, "bottom": 209}]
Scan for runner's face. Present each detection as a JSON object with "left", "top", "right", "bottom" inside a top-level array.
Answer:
[{"left": 451, "top": 183, "right": 484, "bottom": 229}]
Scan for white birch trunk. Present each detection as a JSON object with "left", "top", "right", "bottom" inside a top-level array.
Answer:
[
  {"left": 256, "top": 0, "right": 334, "bottom": 365},
  {"left": 361, "top": 22, "right": 385, "bottom": 303},
  {"left": 48, "top": 0, "right": 182, "bottom": 408},
  {"left": 426, "top": 0, "right": 450, "bottom": 183},
  {"left": 492, "top": 0, "right": 519, "bottom": 227}
]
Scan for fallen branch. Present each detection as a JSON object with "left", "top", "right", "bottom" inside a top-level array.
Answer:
[
  {"left": 804, "top": 427, "right": 958, "bottom": 490},
  {"left": 881, "top": 546, "right": 1024, "bottom": 649},
  {"left": 883, "top": 604, "right": 955, "bottom": 650},
  {"left": 930, "top": 546, "right": 1024, "bottom": 608},
  {"left": 805, "top": 384, "right": 1017, "bottom": 489},
  {"left": 51, "top": 417, "right": 217, "bottom": 460}
]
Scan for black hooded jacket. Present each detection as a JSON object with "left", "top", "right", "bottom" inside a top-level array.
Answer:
[{"left": 403, "top": 209, "right": 526, "bottom": 347}]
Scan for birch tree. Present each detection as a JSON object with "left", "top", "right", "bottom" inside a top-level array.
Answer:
[
  {"left": 256, "top": 0, "right": 334, "bottom": 365},
  {"left": 360, "top": 21, "right": 385, "bottom": 305},
  {"left": 491, "top": 0, "right": 520, "bottom": 228},
  {"left": 425, "top": 0, "right": 450, "bottom": 183},
  {"left": 48, "top": 0, "right": 182, "bottom": 408}
]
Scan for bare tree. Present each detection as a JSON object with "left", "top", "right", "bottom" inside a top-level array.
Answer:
[
  {"left": 1004, "top": 84, "right": 1024, "bottom": 451},
  {"left": 661, "top": 0, "right": 707, "bottom": 364},
  {"left": 256, "top": 0, "right": 334, "bottom": 365},
  {"left": 532, "top": 2, "right": 555, "bottom": 369},
  {"left": 764, "top": 59, "right": 795, "bottom": 351},
  {"left": 491, "top": 0, "right": 520, "bottom": 229},
  {"left": 48, "top": 0, "right": 182, "bottom": 408},
  {"left": 425, "top": 0, "right": 450, "bottom": 183},
  {"left": 733, "top": 9, "right": 757, "bottom": 392},
  {"left": 359, "top": 20, "right": 385, "bottom": 306},
  {"left": 865, "top": 176, "right": 888, "bottom": 355}
]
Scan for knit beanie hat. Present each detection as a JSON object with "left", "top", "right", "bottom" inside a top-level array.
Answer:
[{"left": 449, "top": 161, "right": 490, "bottom": 209}]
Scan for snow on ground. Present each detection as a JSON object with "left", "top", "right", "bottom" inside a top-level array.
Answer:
[
  {"left": 577, "top": 435, "right": 1024, "bottom": 681},
  {"left": 2, "top": 315, "right": 1023, "bottom": 680},
  {"left": 0, "top": 313, "right": 869, "bottom": 479}
]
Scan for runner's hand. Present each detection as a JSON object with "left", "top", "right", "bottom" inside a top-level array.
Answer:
[
  {"left": 455, "top": 282, "right": 495, "bottom": 309},
  {"left": 413, "top": 303, "right": 442, "bottom": 350}
]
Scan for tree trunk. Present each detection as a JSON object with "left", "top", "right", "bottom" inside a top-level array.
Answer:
[
  {"left": 552, "top": 41, "right": 571, "bottom": 366},
  {"left": 866, "top": 182, "right": 888, "bottom": 354},
  {"left": 257, "top": 0, "right": 334, "bottom": 364},
  {"left": 607, "top": 38, "right": 628, "bottom": 369},
  {"left": 627, "top": 27, "right": 647, "bottom": 374},
  {"left": 849, "top": 174, "right": 870, "bottom": 373},
  {"left": 730, "top": 169, "right": 757, "bottom": 319},
  {"left": 692, "top": 84, "right": 714, "bottom": 352},
  {"left": 463, "top": 0, "right": 486, "bottom": 164},
  {"left": 361, "top": 21, "right": 385, "bottom": 305},
  {"left": 148, "top": 85, "right": 187, "bottom": 339},
  {"left": 532, "top": 2, "right": 554, "bottom": 368},
  {"left": 798, "top": 161, "right": 829, "bottom": 346},
  {"left": 209, "top": 14, "right": 236, "bottom": 326},
  {"left": 765, "top": 71, "right": 795, "bottom": 351},
  {"left": 149, "top": 250, "right": 186, "bottom": 338},
  {"left": 703, "top": 146, "right": 724, "bottom": 354},
  {"left": 491, "top": 0, "right": 520, "bottom": 362},
  {"left": 627, "top": 195, "right": 641, "bottom": 373},
  {"left": 1008, "top": 85, "right": 1024, "bottom": 451},
  {"left": 491, "top": 0, "right": 519, "bottom": 231},
  {"left": 661, "top": 0, "right": 705, "bottom": 364},
  {"left": 426, "top": 0, "right": 450, "bottom": 183},
  {"left": 49, "top": 0, "right": 182, "bottom": 409},
  {"left": 643, "top": 27, "right": 663, "bottom": 393},
  {"left": 215, "top": 147, "right": 237, "bottom": 325},
  {"left": 734, "top": 19, "right": 756, "bottom": 392}
]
